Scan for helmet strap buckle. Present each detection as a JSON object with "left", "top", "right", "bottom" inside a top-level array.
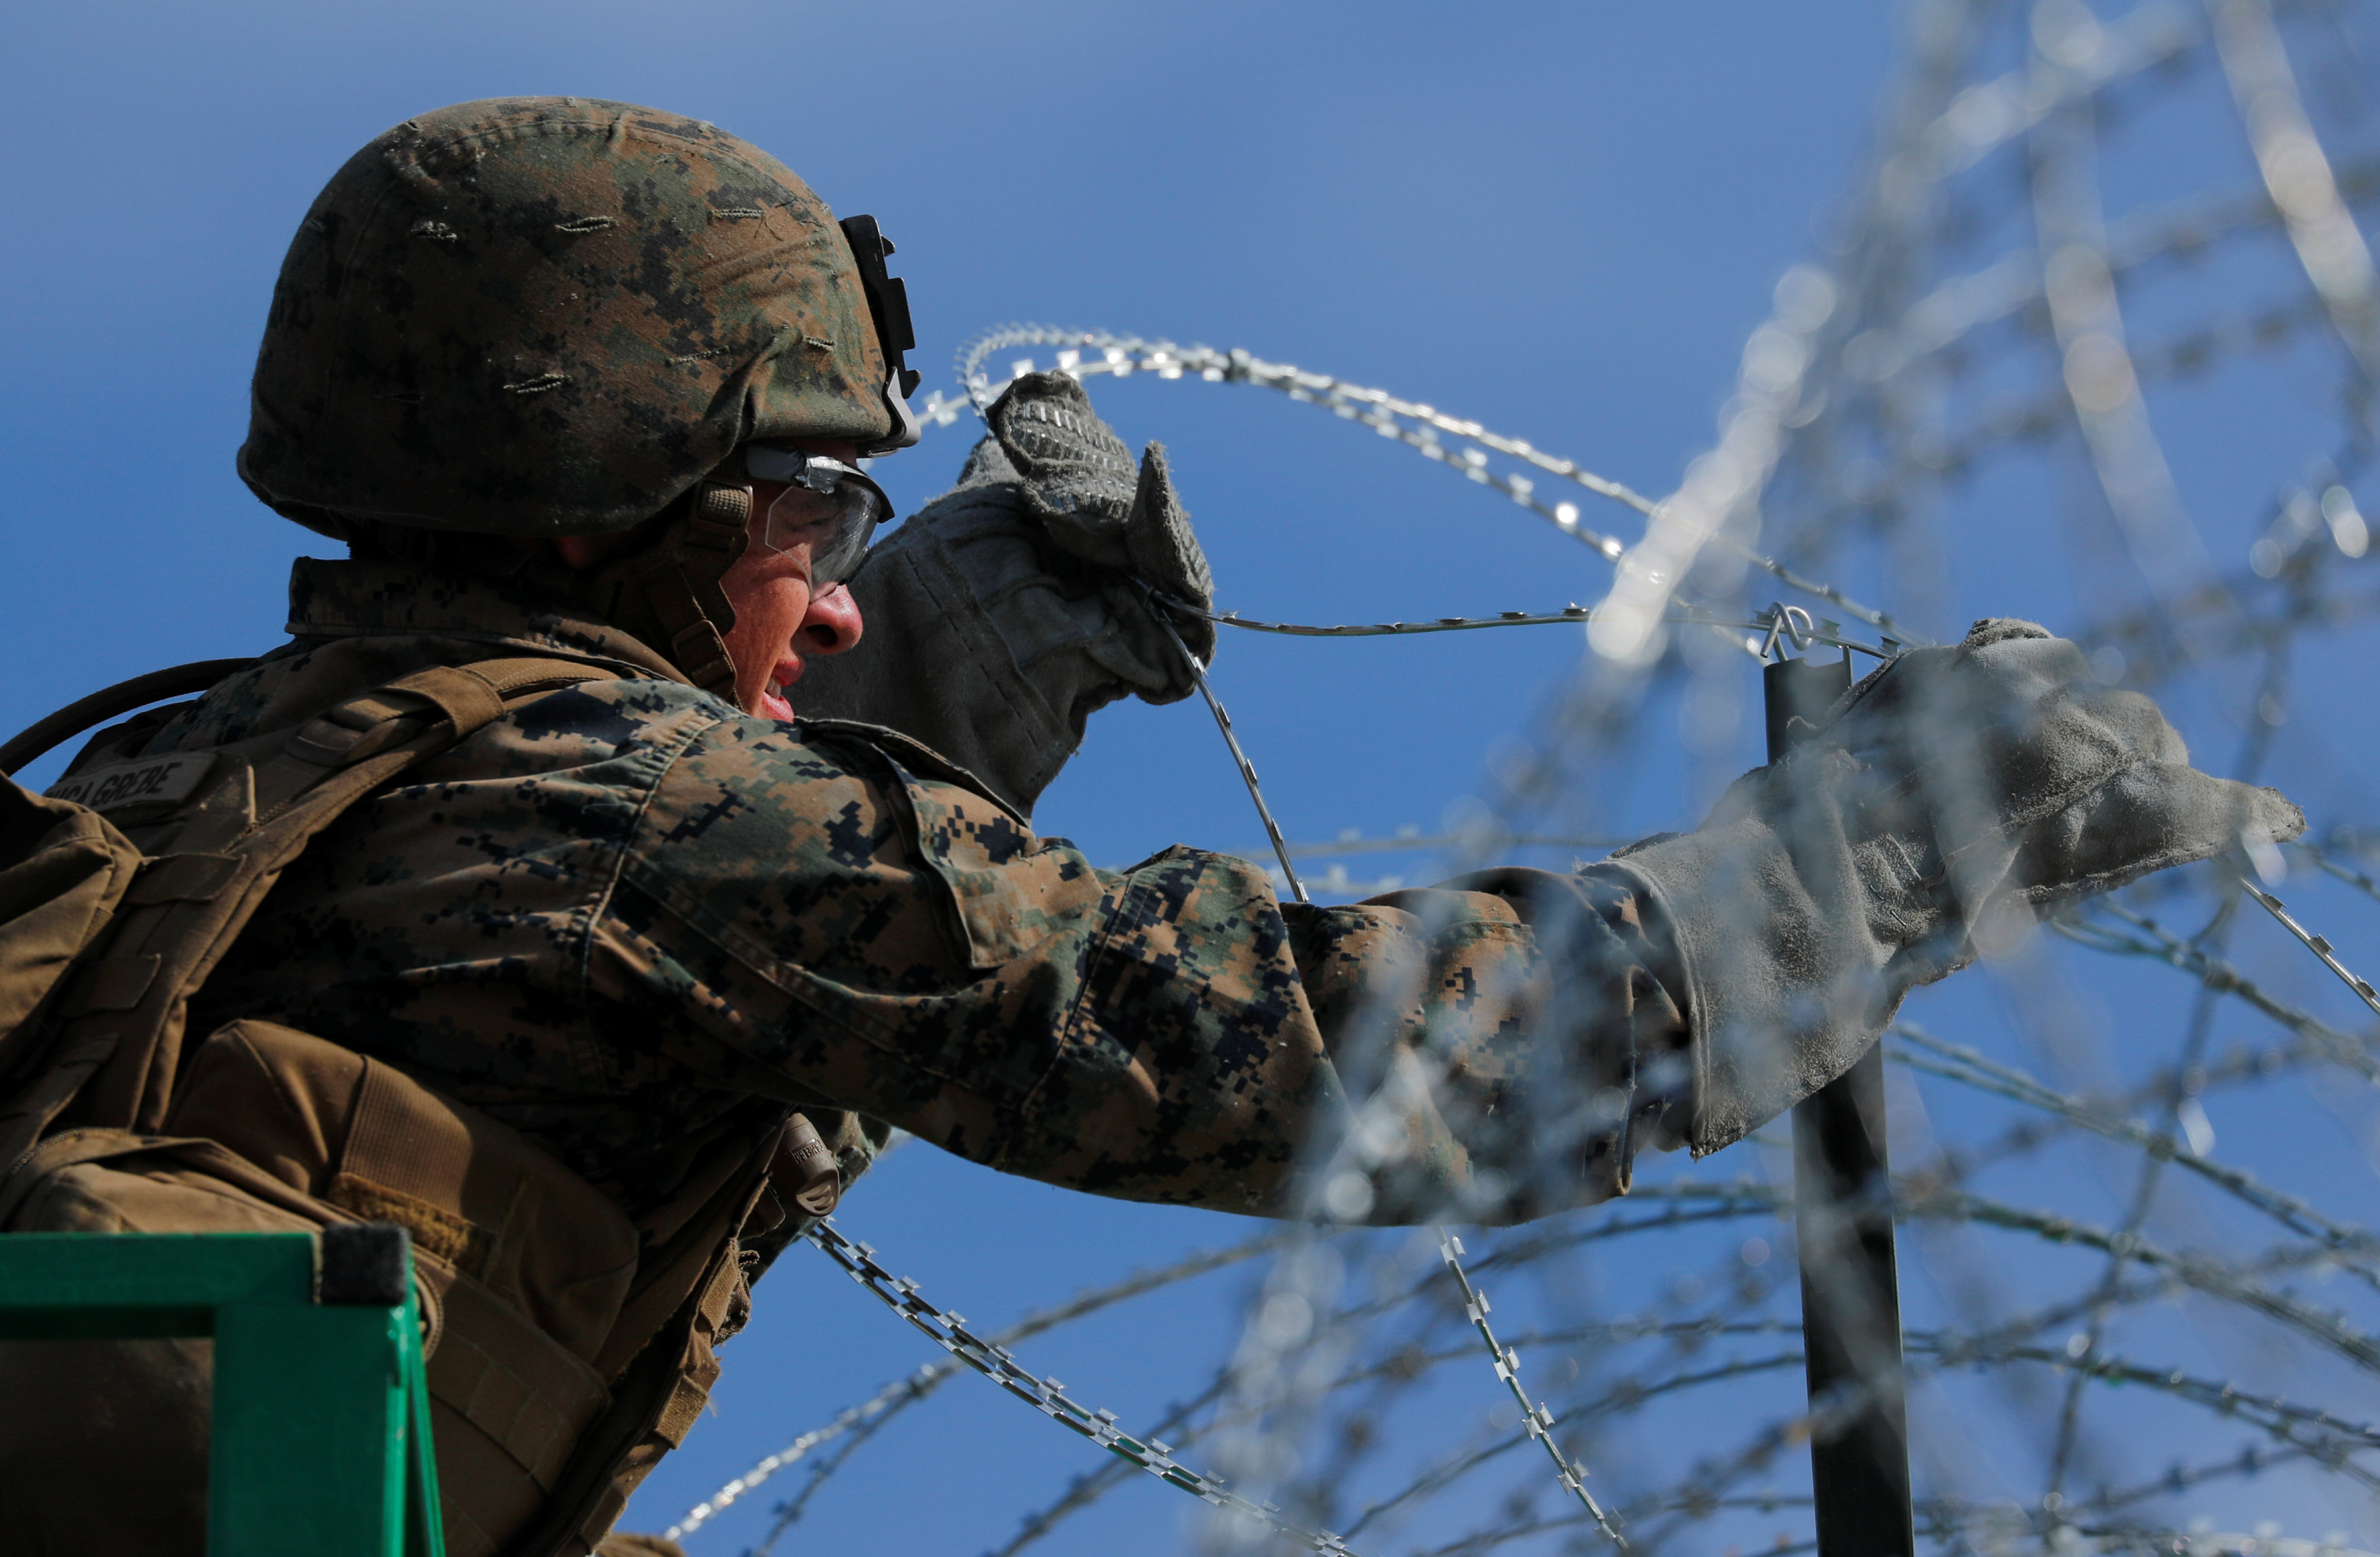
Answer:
[{"left": 685, "top": 483, "right": 751, "bottom": 551}]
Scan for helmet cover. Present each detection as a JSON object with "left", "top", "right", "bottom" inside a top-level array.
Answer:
[{"left": 239, "top": 97, "right": 898, "bottom": 537}]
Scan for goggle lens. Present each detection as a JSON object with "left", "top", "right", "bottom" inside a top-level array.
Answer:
[{"left": 746, "top": 447, "right": 889, "bottom": 586}]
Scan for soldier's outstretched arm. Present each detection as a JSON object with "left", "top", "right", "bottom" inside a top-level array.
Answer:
[
  {"left": 612, "top": 617, "right": 2300, "bottom": 1226},
  {"left": 601, "top": 712, "right": 1683, "bottom": 1225}
]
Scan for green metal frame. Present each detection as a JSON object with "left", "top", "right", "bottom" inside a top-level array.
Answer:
[{"left": 0, "top": 1231, "right": 445, "bottom": 1556}]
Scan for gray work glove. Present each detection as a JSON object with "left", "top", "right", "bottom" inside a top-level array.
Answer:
[
  {"left": 792, "top": 371, "right": 1214, "bottom": 819},
  {"left": 1596, "top": 618, "right": 2305, "bottom": 1156}
]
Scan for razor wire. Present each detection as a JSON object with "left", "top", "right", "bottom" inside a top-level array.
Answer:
[
  {"left": 690, "top": 450, "right": 2380, "bottom": 1533},
  {"left": 1435, "top": 1232, "right": 1628, "bottom": 1545},
  {"left": 2238, "top": 878, "right": 2380, "bottom": 1019},
  {"left": 1145, "top": 585, "right": 2380, "bottom": 1053},
  {"left": 663, "top": 2, "right": 2380, "bottom": 1552},
  {"left": 663, "top": 1231, "right": 1292, "bottom": 1544},
  {"left": 798, "top": 1218, "right": 1363, "bottom": 1556},
  {"left": 931, "top": 325, "right": 1922, "bottom": 646},
  {"left": 701, "top": 1098, "right": 2380, "bottom": 1549}
]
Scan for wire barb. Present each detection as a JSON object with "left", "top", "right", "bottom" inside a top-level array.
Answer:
[{"left": 2239, "top": 875, "right": 2380, "bottom": 1020}]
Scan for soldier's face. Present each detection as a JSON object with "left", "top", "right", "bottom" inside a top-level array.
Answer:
[{"left": 720, "top": 439, "right": 868, "bottom": 721}]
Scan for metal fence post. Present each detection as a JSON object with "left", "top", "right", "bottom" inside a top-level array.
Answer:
[{"left": 1766, "top": 649, "right": 1916, "bottom": 1557}]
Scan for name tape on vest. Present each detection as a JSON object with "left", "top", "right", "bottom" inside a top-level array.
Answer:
[{"left": 46, "top": 752, "right": 218, "bottom": 814}]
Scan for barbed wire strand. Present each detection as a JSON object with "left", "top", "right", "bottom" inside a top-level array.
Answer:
[
  {"left": 799, "top": 1218, "right": 1363, "bottom": 1555},
  {"left": 668, "top": 1231, "right": 1290, "bottom": 1542},
  {"left": 942, "top": 326, "right": 1922, "bottom": 645},
  {"left": 1435, "top": 1231, "right": 1627, "bottom": 1545}
]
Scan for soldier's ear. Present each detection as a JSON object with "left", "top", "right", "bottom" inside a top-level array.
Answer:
[{"left": 553, "top": 534, "right": 625, "bottom": 569}]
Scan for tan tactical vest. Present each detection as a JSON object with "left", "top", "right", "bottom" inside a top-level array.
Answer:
[{"left": 0, "top": 656, "right": 839, "bottom": 1556}]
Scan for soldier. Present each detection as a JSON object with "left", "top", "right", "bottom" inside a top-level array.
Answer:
[{"left": 0, "top": 97, "right": 2300, "bottom": 1556}]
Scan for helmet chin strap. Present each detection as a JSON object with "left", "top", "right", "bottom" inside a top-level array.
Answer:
[{"left": 575, "top": 481, "right": 752, "bottom": 696}]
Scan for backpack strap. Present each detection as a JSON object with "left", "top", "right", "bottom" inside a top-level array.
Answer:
[
  {"left": 0, "top": 659, "right": 255, "bottom": 777},
  {"left": 0, "top": 655, "right": 619, "bottom": 1176}
]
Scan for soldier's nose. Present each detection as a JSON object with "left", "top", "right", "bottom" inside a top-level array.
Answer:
[{"left": 801, "top": 582, "right": 864, "bottom": 655}]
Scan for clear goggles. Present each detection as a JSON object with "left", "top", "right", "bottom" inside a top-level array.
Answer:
[{"left": 742, "top": 445, "right": 891, "bottom": 587}]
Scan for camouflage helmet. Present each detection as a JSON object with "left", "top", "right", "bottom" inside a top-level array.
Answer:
[{"left": 239, "top": 97, "right": 921, "bottom": 538}]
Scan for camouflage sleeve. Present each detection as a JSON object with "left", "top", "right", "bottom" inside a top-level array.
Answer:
[{"left": 598, "top": 716, "right": 1688, "bottom": 1224}]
